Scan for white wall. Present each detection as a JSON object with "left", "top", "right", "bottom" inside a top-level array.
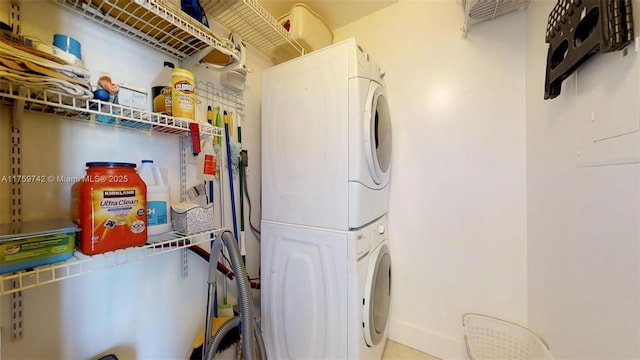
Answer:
[
  {"left": 0, "top": 0, "right": 269, "bottom": 358},
  {"left": 333, "top": 1, "right": 528, "bottom": 358},
  {"left": 526, "top": 1, "right": 640, "bottom": 359}
]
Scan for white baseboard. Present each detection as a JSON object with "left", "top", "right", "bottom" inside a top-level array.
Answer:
[{"left": 387, "top": 318, "right": 468, "bottom": 360}]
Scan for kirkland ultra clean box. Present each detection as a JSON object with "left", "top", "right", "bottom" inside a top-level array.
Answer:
[{"left": 0, "top": 220, "right": 77, "bottom": 274}]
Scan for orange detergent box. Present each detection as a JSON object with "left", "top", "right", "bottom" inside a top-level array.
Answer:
[{"left": 71, "top": 162, "right": 147, "bottom": 255}]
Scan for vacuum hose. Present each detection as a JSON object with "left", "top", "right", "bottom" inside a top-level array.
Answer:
[
  {"left": 204, "top": 230, "right": 266, "bottom": 360},
  {"left": 204, "top": 316, "right": 267, "bottom": 360}
]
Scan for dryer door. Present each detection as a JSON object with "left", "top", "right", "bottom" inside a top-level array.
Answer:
[
  {"left": 363, "top": 242, "right": 391, "bottom": 346},
  {"left": 364, "top": 82, "right": 392, "bottom": 185}
]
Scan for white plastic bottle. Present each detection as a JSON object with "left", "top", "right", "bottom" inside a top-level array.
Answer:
[
  {"left": 151, "top": 61, "right": 174, "bottom": 114},
  {"left": 199, "top": 138, "right": 217, "bottom": 181},
  {"left": 138, "top": 159, "right": 172, "bottom": 236}
]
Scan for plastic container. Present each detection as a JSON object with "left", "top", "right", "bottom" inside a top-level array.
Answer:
[
  {"left": 117, "top": 83, "right": 151, "bottom": 129},
  {"left": 53, "top": 34, "right": 82, "bottom": 60},
  {"left": 462, "top": 313, "right": 554, "bottom": 360},
  {"left": 171, "top": 203, "right": 214, "bottom": 235},
  {"left": 181, "top": 0, "right": 210, "bottom": 27},
  {"left": 71, "top": 162, "right": 147, "bottom": 255},
  {"left": 171, "top": 67, "right": 195, "bottom": 120},
  {"left": 138, "top": 160, "right": 172, "bottom": 236},
  {"left": 278, "top": 3, "right": 333, "bottom": 53},
  {"left": 198, "top": 138, "right": 217, "bottom": 181},
  {"left": 117, "top": 83, "right": 147, "bottom": 110},
  {"left": 0, "top": 219, "right": 77, "bottom": 274},
  {"left": 151, "top": 61, "right": 174, "bottom": 114}
]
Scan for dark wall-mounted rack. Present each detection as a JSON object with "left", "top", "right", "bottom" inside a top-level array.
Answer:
[{"left": 544, "top": 0, "right": 634, "bottom": 99}]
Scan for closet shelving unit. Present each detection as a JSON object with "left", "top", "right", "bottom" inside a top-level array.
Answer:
[
  {"left": 0, "top": 82, "right": 220, "bottom": 296},
  {"left": 0, "top": 74, "right": 221, "bottom": 298},
  {"left": 1, "top": 0, "right": 292, "bottom": 296}
]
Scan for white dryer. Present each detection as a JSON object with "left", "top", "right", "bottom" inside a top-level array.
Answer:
[
  {"left": 262, "top": 37, "right": 392, "bottom": 230},
  {"left": 261, "top": 215, "right": 392, "bottom": 359}
]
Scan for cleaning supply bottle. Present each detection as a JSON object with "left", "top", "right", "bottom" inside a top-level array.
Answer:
[
  {"left": 151, "top": 61, "right": 174, "bottom": 114},
  {"left": 138, "top": 160, "right": 172, "bottom": 236},
  {"left": 171, "top": 67, "right": 196, "bottom": 120},
  {"left": 199, "top": 138, "right": 217, "bottom": 181}
]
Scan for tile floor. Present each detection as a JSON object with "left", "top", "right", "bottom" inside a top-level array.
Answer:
[{"left": 382, "top": 340, "right": 441, "bottom": 360}]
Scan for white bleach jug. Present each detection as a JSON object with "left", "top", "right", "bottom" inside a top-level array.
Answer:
[{"left": 138, "top": 159, "right": 172, "bottom": 236}]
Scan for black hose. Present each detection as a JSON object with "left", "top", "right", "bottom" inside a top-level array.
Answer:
[{"left": 241, "top": 162, "right": 261, "bottom": 237}]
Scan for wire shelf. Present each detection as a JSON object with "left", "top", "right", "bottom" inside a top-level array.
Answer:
[
  {"left": 53, "top": 0, "right": 302, "bottom": 64},
  {"left": 0, "top": 229, "right": 219, "bottom": 295},
  {"left": 53, "top": 0, "right": 237, "bottom": 60},
  {"left": 462, "top": 0, "right": 530, "bottom": 38},
  {"left": 0, "top": 79, "right": 218, "bottom": 136},
  {"left": 201, "top": 0, "right": 305, "bottom": 64}
]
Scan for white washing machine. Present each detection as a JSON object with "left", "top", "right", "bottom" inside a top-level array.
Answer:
[
  {"left": 261, "top": 215, "right": 391, "bottom": 359},
  {"left": 262, "top": 37, "right": 392, "bottom": 231}
]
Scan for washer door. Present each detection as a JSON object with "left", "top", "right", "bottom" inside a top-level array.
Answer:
[
  {"left": 364, "top": 82, "right": 392, "bottom": 185},
  {"left": 363, "top": 242, "right": 391, "bottom": 346}
]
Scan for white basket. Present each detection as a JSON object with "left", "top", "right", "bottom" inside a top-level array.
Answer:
[
  {"left": 277, "top": 3, "right": 333, "bottom": 53},
  {"left": 462, "top": 313, "right": 554, "bottom": 360}
]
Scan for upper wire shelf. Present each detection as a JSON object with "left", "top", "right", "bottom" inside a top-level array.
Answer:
[
  {"left": 461, "top": 0, "right": 530, "bottom": 38},
  {"left": 0, "top": 79, "right": 217, "bottom": 135},
  {"left": 53, "top": 0, "right": 304, "bottom": 65},
  {"left": 53, "top": 0, "right": 236, "bottom": 60},
  {"left": 201, "top": 0, "right": 305, "bottom": 64},
  {"left": 0, "top": 229, "right": 220, "bottom": 295}
]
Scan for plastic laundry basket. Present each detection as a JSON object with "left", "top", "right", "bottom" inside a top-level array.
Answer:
[{"left": 462, "top": 313, "right": 554, "bottom": 360}]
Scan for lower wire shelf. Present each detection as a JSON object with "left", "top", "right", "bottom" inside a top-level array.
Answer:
[{"left": 0, "top": 229, "right": 219, "bottom": 295}]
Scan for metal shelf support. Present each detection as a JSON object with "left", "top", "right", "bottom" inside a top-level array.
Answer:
[
  {"left": 9, "top": 0, "right": 23, "bottom": 342},
  {"left": 9, "top": 92, "right": 24, "bottom": 343},
  {"left": 180, "top": 136, "right": 190, "bottom": 278}
]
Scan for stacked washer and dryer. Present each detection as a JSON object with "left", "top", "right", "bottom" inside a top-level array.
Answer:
[{"left": 261, "top": 38, "right": 392, "bottom": 359}]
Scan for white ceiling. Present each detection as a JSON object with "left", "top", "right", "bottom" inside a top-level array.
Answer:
[{"left": 257, "top": 0, "right": 398, "bottom": 30}]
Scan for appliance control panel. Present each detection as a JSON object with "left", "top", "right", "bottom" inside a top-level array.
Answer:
[
  {"left": 372, "top": 220, "right": 387, "bottom": 245},
  {"left": 355, "top": 233, "right": 370, "bottom": 259}
]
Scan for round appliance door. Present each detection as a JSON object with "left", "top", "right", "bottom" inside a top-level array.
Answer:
[
  {"left": 364, "top": 82, "right": 392, "bottom": 185},
  {"left": 363, "top": 242, "right": 392, "bottom": 346}
]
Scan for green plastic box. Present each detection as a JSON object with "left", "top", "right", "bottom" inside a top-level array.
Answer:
[{"left": 0, "top": 220, "right": 78, "bottom": 274}]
